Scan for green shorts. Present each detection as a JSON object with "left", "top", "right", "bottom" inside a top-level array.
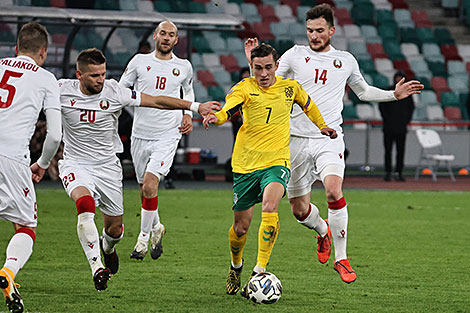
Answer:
[{"left": 232, "top": 166, "right": 290, "bottom": 211}]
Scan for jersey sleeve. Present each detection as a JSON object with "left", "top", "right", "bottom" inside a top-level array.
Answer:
[
  {"left": 182, "top": 62, "right": 195, "bottom": 116},
  {"left": 114, "top": 80, "right": 141, "bottom": 107},
  {"left": 294, "top": 81, "right": 328, "bottom": 130},
  {"left": 119, "top": 55, "right": 138, "bottom": 87},
  {"left": 212, "top": 83, "right": 246, "bottom": 125},
  {"left": 42, "top": 74, "right": 61, "bottom": 112},
  {"left": 276, "top": 46, "right": 295, "bottom": 77},
  {"left": 346, "top": 53, "right": 366, "bottom": 87}
]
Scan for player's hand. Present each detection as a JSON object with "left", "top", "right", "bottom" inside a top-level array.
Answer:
[
  {"left": 203, "top": 114, "right": 218, "bottom": 130},
  {"left": 393, "top": 78, "right": 424, "bottom": 100},
  {"left": 30, "top": 162, "right": 46, "bottom": 183},
  {"left": 320, "top": 127, "right": 337, "bottom": 139},
  {"left": 198, "top": 101, "right": 221, "bottom": 117},
  {"left": 244, "top": 37, "right": 259, "bottom": 63},
  {"left": 179, "top": 114, "right": 194, "bottom": 135}
]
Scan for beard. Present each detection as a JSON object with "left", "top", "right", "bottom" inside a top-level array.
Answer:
[
  {"left": 86, "top": 83, "right": 103, "bottom": 95},
  {"left": 309, "top": 37, "right": 331, "bottom": 52},
  {"left": 157, "top": 42, "right": 173, "bottom": 55}
]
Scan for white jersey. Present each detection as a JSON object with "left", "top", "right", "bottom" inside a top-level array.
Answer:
[
  {"left": 59, "top": 79, "right": 141, "bottom": 164},
  {"left": 119, "top": 52, "right": 194, "bottom": 140},
  {"left": 0, "top": 55, "right": 60, "bottom": 165},
  {"left": 277, "top": 45, "right": 365, "bottom": 138}
]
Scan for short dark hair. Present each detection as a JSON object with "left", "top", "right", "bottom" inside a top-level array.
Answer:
[
  {"left": 250, "top": 43, "right": 278, "bottom": 62},
  {"left": 17, "top": 22, "right": 49, "bottom": 54},
  {"left": 306, "top": 4, "right": 335, "bottom": 27},
  {"left": 77, "top": 48, "right": 106, "bottom": 71}
]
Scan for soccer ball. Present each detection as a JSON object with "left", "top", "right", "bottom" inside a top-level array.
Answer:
[{"left": 247, "top": 272, "right": 282, "bottom": 304}]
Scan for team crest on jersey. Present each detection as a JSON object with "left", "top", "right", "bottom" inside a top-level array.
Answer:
[
  {"left": 333, "top": 59, "right": 342, "bottom": 68},
  {"left": 146, "top": 66, "right": 151, "bottom": 71},
  {"left": 99, "top": 99, "right": 110, "bottom": 110},
  {"left": 284, "top": 86, "right": 294, "bottom": 98},
  {"left": 172, "top": 68, "right": 180, "bottom": 76}
]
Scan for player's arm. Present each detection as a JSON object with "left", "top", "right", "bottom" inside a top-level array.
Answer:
[
  {"left": 140, "top": 93, "right": 220, "bottom": 116},
  {"left": 203, "top": 87, "right": 245, "bottom": 129},
  {"left": 296, "top": 86, "right": 337, "bottom": 138},
  {"left": 349, "top": 79, "right": 409, "bottom": 102},
  {"left": 31, "top": 108, "right": 62, "bottom": 183},
  {"left": 180, "top": 70, "right": 196, "bottom": 134}
]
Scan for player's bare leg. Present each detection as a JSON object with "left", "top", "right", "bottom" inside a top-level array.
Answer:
[
  {"left": 1, "top": 223, "right": 35, "bottom": 313},
  {"left": 290, "top": 193, "right": 331, "bottom": 263},
  {"left": 131, "top": 172, "right": 164, "bottom": 260},
  {"left": 101, "top": 214, "right": 122, "bottom": 274},
  {"left": 71, "top": 187, "right": 110, "bottom": 290},
  {"left": 323, "top": 175, "right": 356, "bottom": 283}
]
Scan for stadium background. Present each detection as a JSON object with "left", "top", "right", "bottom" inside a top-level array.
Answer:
[{"left": 1, "top": 0, "right": 469, "bottom": 182}]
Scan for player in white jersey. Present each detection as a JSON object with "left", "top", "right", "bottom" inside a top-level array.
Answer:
[
  {"left": 58, "top": 48, "right": 219, "bottom": 291},
  {"left": 244, "top": 4, "right": 423, "bottom": 283},
  {"left": 119, "top": 21, "right": 195, "bottom": 261},
  {"left": 0, "top": 22, "right": 62, "bottom": 313}
]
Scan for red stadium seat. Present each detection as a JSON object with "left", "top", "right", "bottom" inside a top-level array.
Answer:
[
  {"left": 440, "top": 44, "right": 463, "bottom": 62},
  {"left": 389, "top": 0, "right": 409, "bottom": 9},
  {"left": 444, "top": 106, "right": 463, "bottom": 120},
  {"left": 257, "top": 4, "right": 280, "bottom": 23},
  {"left": 253, "top": 22, "right": 276, "bottom": 41},
  {"left": 334, "top": 8, "right": 354, "bottom": 26},
  {"left": 411, "top": 10, "right": 433, "bottom": 28},
  {"left": 50, "top": 0, "right": 66, "bottom": 8},
  {"left": 367, "top": 43, "right": 388, "bottom": 60},
  {"left": 220, "top": 55, "right": 241, "bottom": 73},
  {"left": 430, "top": 76, "right": 451, "bottom": 101},
  {"left": 237, "top": 21, "right": 257, "bottom": 39},
  {"left": 197, "top": 70, "right": 218, "bottom": 88},
  {"left": 393, "top": 59, "right": 411, "bottom": 70}
]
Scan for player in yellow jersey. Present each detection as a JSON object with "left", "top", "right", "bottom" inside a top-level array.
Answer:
[{"left": 203, "top": 43, "right": 337, "bottom": 298}]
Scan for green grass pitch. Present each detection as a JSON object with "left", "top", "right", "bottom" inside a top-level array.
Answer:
[{"left": 0, "top": 188, "right": 469, "bottom": 313}]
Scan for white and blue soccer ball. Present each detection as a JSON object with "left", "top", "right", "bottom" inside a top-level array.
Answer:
[{"left": 247, "top": 272, "right": 282, "bottom": 304}]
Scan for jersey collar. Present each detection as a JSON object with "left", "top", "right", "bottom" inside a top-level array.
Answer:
[{"left": 16, "top": 55, "right": 37, "bottom": 65}]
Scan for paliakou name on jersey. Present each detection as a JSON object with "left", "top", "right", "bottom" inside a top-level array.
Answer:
[
  {"left": 59, "top": 79, "right": 141, "bottom": 164},
  {"left": 0, "top": 56, "right": 60, "bottom": 165},
  {"left": 119, "top": 52, "right": 194, "bottom": 140},
  {"left": 277, "top": 45, "right": 365, "bottom": 138}
]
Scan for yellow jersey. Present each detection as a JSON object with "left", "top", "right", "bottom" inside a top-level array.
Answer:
[{"left": 212, "top": 76, "right": 327, "bottom": 174}]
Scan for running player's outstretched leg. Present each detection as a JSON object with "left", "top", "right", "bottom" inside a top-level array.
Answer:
[{"left": 324, "top": 176, "right": 356, "bottom": 284}]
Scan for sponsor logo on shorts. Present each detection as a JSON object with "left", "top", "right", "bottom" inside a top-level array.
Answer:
[
  {"left": 131, "top": 90, "right": 137, "bottom": 99},
  {"left": 23, "top": 187, "right": 30, "bottom": 197},
  {"left": 70, "top": 99, "right": 76, "bottom": 106},
  {"left": 233, "top": 192, "right": 238, "bottom": 204},
  {"left": 339, "top": 153, "right": 343, "bottom": 159},
  {"left": 88, "top": 242, "right": 94, "bottom": 249}
]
